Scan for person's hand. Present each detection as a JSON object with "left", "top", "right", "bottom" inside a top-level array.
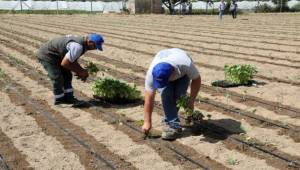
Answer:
[
  {"left": 78, "top": 70, "right": 89, "bottom": 82},
  {"left": 188, "top": 98, "right": 195, "bottom": 111},
  {"left": 142, "top": 121, "right": 152, "bottom": 134}
]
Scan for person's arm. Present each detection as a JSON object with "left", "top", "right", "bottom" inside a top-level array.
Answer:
[
  {"left": 142, "top": 90, "right": 156, "bottom": 133},
  {"left": 61, "top": 42, "right": 89, "bottom": 80},
  {"left": 188, "top": 75, "right": 201, "bottom": 110},
  {"left": 61, "top": 57, "right": 88, "bottom": 80}
]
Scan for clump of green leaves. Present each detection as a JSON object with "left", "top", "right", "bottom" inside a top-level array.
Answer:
[
  {"left": 224, "top": 64, "right": 257, "bottom": 85},
  {"left": 0, "top": 68, "right": 4, "bottom": 78},
  {"left": 135, "top": 119, "right": 144, "bottom": 126},
  {"left": 85, "top": 62, "right": 99, "bottom": 75},
  {"left": 92, "top": 78, "right": 141, "bottom": 101},
  {"left": 176, "top": 95, "right": 204, "bottom": 124},
  {"left": 226, "top": 158, "right": 239, "bottom": 165}
]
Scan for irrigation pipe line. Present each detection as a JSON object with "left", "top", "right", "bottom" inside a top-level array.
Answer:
[
  {"left": 4, "top": 83, "right": 116, "bottom": 170},
  {"left": 1, "top": 22, "right": 300, "bottom": 116},
  {"left": 0, "top": 54, "right": 211, "bottom": 170}
]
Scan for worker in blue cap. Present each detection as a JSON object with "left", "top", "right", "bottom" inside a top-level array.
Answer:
[
  {"left": 37, "top": 33, "right": 104, "bottom": 105},
  {"left": 143, "top": 48, "right": 201, "bottom": 140}
]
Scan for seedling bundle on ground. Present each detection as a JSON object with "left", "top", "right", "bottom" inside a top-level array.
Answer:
[
  {"left": 212, "top": 64, "right": 258, "bottom": 87},
  {"left": 92, "top": 78, "right": 141, "bottom": 104},
  {"left": 176, "top": 95, "right": 205, "bottom": 124}
]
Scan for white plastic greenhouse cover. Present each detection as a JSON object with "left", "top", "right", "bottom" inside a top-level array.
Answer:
[
  {"left": 0, "top": 0, "right": 298, "bottom": 11},
  {"left": 0, "top": 0, "right": 124, "bottom": 12}
]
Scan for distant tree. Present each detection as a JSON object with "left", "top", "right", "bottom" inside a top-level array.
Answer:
[{"left": 272, "top": 0, "right": 289, "bottom": 12}]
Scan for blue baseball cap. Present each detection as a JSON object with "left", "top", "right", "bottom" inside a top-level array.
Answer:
[
  {"left": 152, "top": 62, "right": 174, "bottom": 89},
  {"left": 88, "top": 33, "right": 104, "bottom": 51}
]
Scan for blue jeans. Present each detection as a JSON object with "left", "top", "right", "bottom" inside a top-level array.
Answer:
[
  {"left": 219, "top": 10, "right": 224, "bottom": 19},
  {"left": 157, "top": 76, "right": 190, "bottom": 129}
]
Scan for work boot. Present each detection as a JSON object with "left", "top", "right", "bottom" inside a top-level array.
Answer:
[
  {"left": 54, "top": 96, "right": 66, "bottom": 105},
  {"left": 54, "top": 96, "right": 83, "bottom": 105},
  {"left": 161, "top": 125, "right": 182, "bottom": 140}
]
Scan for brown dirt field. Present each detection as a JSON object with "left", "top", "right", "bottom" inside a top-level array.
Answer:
[{"left": 0, "top": 13, "right": 299, "bottom": 170}]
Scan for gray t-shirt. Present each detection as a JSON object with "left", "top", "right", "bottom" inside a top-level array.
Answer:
[
  {"left": 145, "top": 48, "right": 200, "bottom": 91},
  {"left": 65, "top": 42, "right": 83, "bottom": 63}
]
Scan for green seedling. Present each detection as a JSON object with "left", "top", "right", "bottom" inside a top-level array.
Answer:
[
  {"left": 92, "top": 78, "right": 141, "bottom": 101},
  {"left": 224, "top": 64, "right": 257, "bottom": 85},
  {"left": 176, "top": 95, "right": 204, "bottom": 124},
  {"left": 135, "top": 119, "right": 144, "bottom": 126},
  {"left": 242, "top": 90, "right": 247, "bottom": 101},
  {"left": 85, "top": 62, "right": 99, "bottom": 75},
  {"left": 143, "top": 131, "right": 161, "bottom": 140},
  {"left": 226, "top": 158, "right": 239, "bottom": 165},
  {"left": 240, "top": 124, "right": 247, "bottom": 133},
  {"left": 225, "top": 92, "right": 231, "bottom": 105},
  {"left": 0, "top": 68, "right": 4, "bottom": 78}
]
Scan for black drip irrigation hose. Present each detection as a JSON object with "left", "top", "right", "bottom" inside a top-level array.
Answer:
[
  {"left": 192, "top": 120, "right": 300, "bottom": 169},
  {"left": 6, "top": 85, "right": 116, "bottom": 170},
  {"left": 204, "top": 85, "right": 300, "bottom": 116},
  {"left": 83, "top": 101, "right": 210, "bottom": 170},
  {"left": 0, "top": 29, "right": 300, "bottom": 169},
  {"left": 153, "top": 103, "right": 300, "bottom": 169},
  {"left": 2, "top": 23, "right": 300, "bottom": 119},
  {"left": 199, "top": 99, "right": 292, "bottom": 130},
  {"left": 0, "top": 51, "right": 211, "bottom": 169},
  {"left": 0, "top": 154, "right": 9, "bottom": 170}
]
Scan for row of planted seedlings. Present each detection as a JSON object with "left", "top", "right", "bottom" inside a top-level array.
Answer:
[
  {"left": 0, "top": 18, "right": 300, "bottom": 169},
  {"left": 87, "top": 62, "right": 259, "bottom": 133},
  {"left": 1, "top": 37, "right": 298, "bottom": 169},
  {"left": 0, "top": 51, "right": 222, "bottom": 169},
  {"left": 2, "top": 26, "right": 294, "bottom": 139},
  {"left": 85, "top": 61, "right": 300, "bottom": 168},
  {"left": 1, "top": 21, "right": 298, "bottom": 165}
]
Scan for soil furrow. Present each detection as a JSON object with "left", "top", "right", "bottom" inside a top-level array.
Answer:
[
  {"left": 0, "top": 129, "right": 32, "bottom": 170},
  {"left": 0, "top": 67, "right": 137, "bottom": 170},
  {"left": 1, "top": 43, "right": 299, "bottom": 170},
  {"left": 1, "top": 29, "right": 300, "bottom": 128},
  {"left": 19, "top": 20, "right": 300, "bottom": 85},
  {"left": 0, "top": 79, "right": 87, "bottom": 169},
  {"left": 70, "top": 18, "right": 300, "bottom": 47},
  {"left": 4, "top": 23, "right": 298, "bottom": 113},
  {"left": 0, "top": 47, "right": 226, "bottom": 170},
  {"left": 24, "top": 15, "right": 300, "bottom": 41},
  {"left": 80, "top": 58, "right": 300, "bottom": 142},
  {"left": 2, "top": 21, "right": 300, "bottom": 89},
  {"left": 6, "top": 18, "right": 300, "bottom": 64}
]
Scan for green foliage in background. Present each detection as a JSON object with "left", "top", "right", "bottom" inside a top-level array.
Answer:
[
  {"left": 290, "top": 2, "right": 300, "bottom": 11},
  {"left": 224, "top": 64, "right": 257, "bottom": 85},
  {"left": 92, "top": 78, "right": 141, "bottom": 101}
]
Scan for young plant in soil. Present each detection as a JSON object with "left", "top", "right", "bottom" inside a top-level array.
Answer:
[
  {"left": 224, "top": 64, "right": 258, "bottom": 85},
  {"left": 92, "top": 78, "right": 141, "bottom": 103},
  {"left": 135, "top": 119, "right": 144, "bottom": 126},
  {"left": 226, "top": 158, "right": 239, "bottom": 165},
  {"left": 85, "top": 62, "right": 99, "bottom": 75},
  {"left": 0, "top": 68, "right": 4, "bottom": 78},
  {"left": 176, "top": 95, "right": 204, "bottom": 124}
]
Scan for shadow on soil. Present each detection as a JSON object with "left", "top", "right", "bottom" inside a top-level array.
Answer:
[
  {"left": 73, "top": 97, "right": 144, "bottom": 109},
  {"left": 180, "top": 118, "right": 245, "bottom": 143},
  {"left": 211, "top": 80, "right": 267, "bottom": 88}
]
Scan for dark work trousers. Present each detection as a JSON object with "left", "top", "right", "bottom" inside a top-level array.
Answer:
[
  {"left": 231, "top": 10, "right": 237, "bottom": 19},
  {"left": 38, "top": 59, "right": 73, "bottom": 101}
]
